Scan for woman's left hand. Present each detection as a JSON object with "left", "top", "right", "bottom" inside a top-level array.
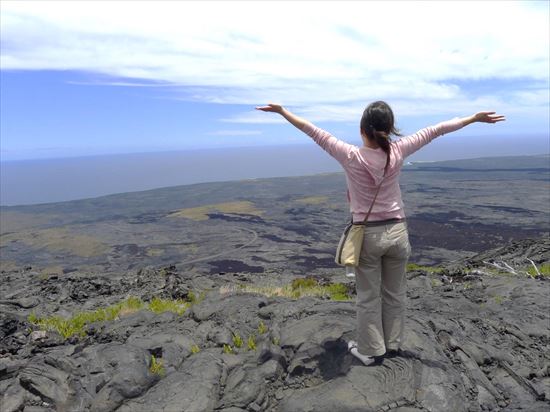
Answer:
[{"left": 473, "top": 111, "right": 506, "bottom": 123}]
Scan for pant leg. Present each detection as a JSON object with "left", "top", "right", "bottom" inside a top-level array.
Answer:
[
  {"left": 354, "top": 226, "right": 387, "bottom": 357},
  {"left": 380, "top": 222, "right": 411, "bottom": 351}
]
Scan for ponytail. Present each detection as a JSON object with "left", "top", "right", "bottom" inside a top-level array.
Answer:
[{"left": 367, "top": 125, "right": 391, "bottom": 172}]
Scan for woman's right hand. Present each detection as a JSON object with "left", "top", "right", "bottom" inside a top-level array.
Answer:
[
  {"left": 473, "top": 111, "right": 506, "bottom": 123},
  {"left": 255, "top": 103, "right": 284, "bottom": 113}
]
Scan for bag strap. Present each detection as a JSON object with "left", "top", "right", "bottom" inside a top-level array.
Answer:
[
  {"left": 359, "top": 155, "right": 389, "bottom": 224},
  {"left": 361, "top": 179, "right": 384, "bottom": 223}
]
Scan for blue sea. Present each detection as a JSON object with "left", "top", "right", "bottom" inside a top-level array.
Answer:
[{"left": 2, "top": 134, "right": 548, "bottom": 206}]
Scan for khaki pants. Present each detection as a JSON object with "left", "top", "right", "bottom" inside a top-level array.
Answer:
[{"left": 354, "top": 221, "right": 411, "bottom": 356}]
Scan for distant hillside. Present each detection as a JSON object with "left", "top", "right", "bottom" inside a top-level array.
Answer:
[{"left": 406, "top": 153, "right": 549, "bottom": 170}]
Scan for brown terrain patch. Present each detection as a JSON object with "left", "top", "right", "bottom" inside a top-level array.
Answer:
[
  {"left": 295, "top": 196, "right": 329, "bottom": 205},
  {"left": 0, "top": 211, "right": 59, "bottom": 234},
  {"left": 0, "top": 227, "right": 109, "bottom": 258},
  {"left": 168, "top": 201, "right": 263, "bottom": 221}
]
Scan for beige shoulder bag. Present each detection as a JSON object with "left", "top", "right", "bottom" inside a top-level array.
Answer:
[{"left": 335, "top": 178, "right": 384, "bottom": 267}]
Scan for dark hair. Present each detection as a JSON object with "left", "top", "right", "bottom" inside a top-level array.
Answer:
[{"left": 360, "top": 101, "right": 402, "bottom": 172}]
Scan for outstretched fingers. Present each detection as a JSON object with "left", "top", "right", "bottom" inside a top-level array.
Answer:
[{"left": 488, "top": 114, "right": 506, "bottom": 123}]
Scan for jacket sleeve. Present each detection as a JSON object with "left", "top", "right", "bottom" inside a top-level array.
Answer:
[
  {"left": 301, "top": 123, "right": 356, "bottom": 165},
  {"left": 396, "top": 117, "right": 464, "bottom": 159}
]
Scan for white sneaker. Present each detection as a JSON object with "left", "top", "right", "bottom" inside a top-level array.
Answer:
[{"left": 347, "top": 340, "right": 376, "bottom": 366}]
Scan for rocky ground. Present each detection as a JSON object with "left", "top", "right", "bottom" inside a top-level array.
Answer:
[{"left": 1, "top": 237, "right": 549, "bottom": 412}]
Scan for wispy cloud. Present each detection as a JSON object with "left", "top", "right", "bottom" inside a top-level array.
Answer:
[
  {"left": 1, "top": 1, "right": 548, "bottom": 122},
  {"left": 206, "top": 130, "right": 262, "bottom": 136}
]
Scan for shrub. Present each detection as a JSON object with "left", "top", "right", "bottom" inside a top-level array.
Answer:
[
  {"left": 223, "top": 344, "right": 233, "bottom": 354},
  {"left": 191, "top": 344, "right": 200, "bottom": 354}
]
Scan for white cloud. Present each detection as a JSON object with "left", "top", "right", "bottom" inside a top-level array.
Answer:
[
  {"left": 1, "top": 0, "right": 548, "bottom": 122},
  {"left": 206, "top": 130, "right": 262, "bottom": 136}
]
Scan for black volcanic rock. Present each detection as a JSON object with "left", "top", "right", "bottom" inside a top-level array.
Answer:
[{"left": 0, "top": 239, "right": 549, "bottom": 411}]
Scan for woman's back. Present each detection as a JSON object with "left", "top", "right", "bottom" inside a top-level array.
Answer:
[{"left": 301, "top": 116, "right": 465, "bottom": 222}]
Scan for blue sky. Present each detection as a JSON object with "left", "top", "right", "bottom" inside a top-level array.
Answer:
[{"left": 1, "top": 1, "right": 549, "bottom": 161}]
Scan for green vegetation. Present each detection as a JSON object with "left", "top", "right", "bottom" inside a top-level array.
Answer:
[
  {"left": 190, "top": 344, "right": 201, "bottom": 354},
  {"left": 258, "top": 320, "right": 268, "bottom": 335},
  {"left": 232, "top": 333, "right": 244, "bottom": 348},
  {"left": 247, "top": 334, "right": 256, "bottom": 351},
  {"left": 236, "top": 277, "right": 352, "bottom": 301},
  {"left": 493, "top": 295, "right": 505, "bottom": 305},
  {"left": 527, "top": 263, "right": 550, "bottom": 278},
  {"left": 148, "top": 296, "right": 190, "bottom": 315},
  {"left": 291, "top": 277, "right": 318, "bottom": 290},
  {"left": 290, "top": 278, "right": 352, "bottom": 300},
  {"left": 150, "top": 355, "right": 165, "bottom": 376},
  {"left": 187, "top": 291, "right": 197, "bottom": 303},
  {"left": 324, "top": 283, "right": 350, "bottom": 301},
  {"left": 28, "top": 295, "right": 196, "bottom": 340},
  {"left": 223, "top": 344, "right": 234, "bottom": 354},
  {"left": 406, "top": 263, "right": 444, "bottom": 273},
  {"left": 272, "top": 336, "right": 280, "bottom": 346}
]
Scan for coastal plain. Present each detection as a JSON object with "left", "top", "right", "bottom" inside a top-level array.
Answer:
[{"left": 1, "top": 155, "right": 548, "bottom": 276}]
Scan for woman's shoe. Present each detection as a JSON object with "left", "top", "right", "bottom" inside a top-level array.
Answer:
[{"left": 347, "top": 340, "right": 376, "bottom": 366}]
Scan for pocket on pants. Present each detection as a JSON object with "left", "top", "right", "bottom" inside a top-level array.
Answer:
[{"left": 389, "top": 223, "right": 411, "bottom": 258}]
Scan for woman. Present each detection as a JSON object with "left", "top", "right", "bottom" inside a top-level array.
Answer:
[{"left": 256, "top": 101, "right": 505, "bottom": 365}]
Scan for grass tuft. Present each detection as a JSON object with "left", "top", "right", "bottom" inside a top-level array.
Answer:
[
  {"left": 247, "top": 334, "right": 256, "bottom": 351},
  {"left": 148, "top": 297, "right": 190, "bottom": 315},
  {"left": 527, "top": 263, "right": 550, "bottom": 277},
  {"left": 229, "top": 278, "right": 353, "bottom": 301},
  {"left": 258, "top": 320, "right": 268, "bottom": 335},
  {"left": 493, "top": 295, "right": 505, "bottom": 305},
  {"left": 150, "top": 355, "right": 165, "bottom": 376},
  {"left": 232, "top": 333, "right": 243, "bottom": 348},
  {"left": 223, "top": 344, "right": 233, "bottom": 354},
  {"left": 291, "top": 277, "right": 318, "bottom": 290},
  {"left": 28, "top": 294, "right": 197, "bottom": 340},
  {"left": 406, "top": 263, "right": 444, "bottom": 273}
]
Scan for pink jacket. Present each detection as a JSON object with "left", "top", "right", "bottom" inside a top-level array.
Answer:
[{"left": 301, "top": 118, "right": 464, "bottom": 222}]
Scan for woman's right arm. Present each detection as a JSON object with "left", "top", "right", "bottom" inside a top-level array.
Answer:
[
  {"left": 256, "top": 103, "right": 355, "bottom": 164},
  {"left": 397, "top": 111, "right": 505, "bottom": 159}
]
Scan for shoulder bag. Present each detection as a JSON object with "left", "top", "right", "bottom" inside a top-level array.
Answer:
[{"left": 334, "top": 178, "right": 384, "bottom": 267}]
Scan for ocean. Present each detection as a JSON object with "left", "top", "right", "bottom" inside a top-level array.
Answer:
[
  {"left": 2, "top": 134, "right": 548, "bottom": 206},
  {"left": 0, "top": 145, "right": 342, "bottom": 206}
]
